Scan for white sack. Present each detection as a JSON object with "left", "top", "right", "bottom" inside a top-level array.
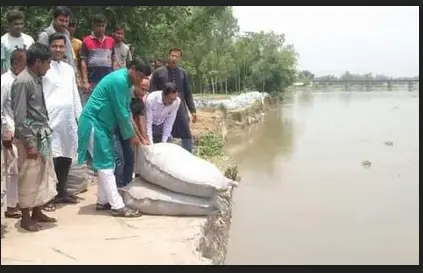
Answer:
[
  {"left": 120, "top": 178, "right": 220, "bottom": 216},
  {"left": 66, "top": 162, "right": 88, "bottom": 195},
  {"left": 134, "top": 142, "right": 235, "bottom": 198}
]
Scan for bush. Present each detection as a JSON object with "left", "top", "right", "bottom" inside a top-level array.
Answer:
[{"left": 194, "top": 132, "right": 225, "bottom": 158}]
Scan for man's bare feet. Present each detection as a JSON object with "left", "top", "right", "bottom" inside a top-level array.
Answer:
[
  {"left": 20, "top": 219, "right": 42, "bottom": 232},
  {"left": 31, "top": 212, "right": 57, "bottom": 223}
]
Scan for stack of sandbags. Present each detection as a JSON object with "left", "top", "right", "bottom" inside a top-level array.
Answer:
[
  {"left": 66, "top": 157, "right": 89, "bottom": 196},
  {"left": 120, "top": 178, "right": 222, "bottom": 216},
  {"left": 121, "top": 143, "right": 237, "bottom": 216}
]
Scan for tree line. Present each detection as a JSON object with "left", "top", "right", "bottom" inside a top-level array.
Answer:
[{"left": 1, "top": 6, "right": 298, "bottom": 95}]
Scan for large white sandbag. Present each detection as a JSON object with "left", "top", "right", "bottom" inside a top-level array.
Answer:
[
  {"left": 120, "top": 178, "right": 220, "bottom": 216},
  {"left": 66, "top": 162, "right": 88, "bottom": 195},
  {"left": 134, "top": 143, "right": 235, "bottom": 198}
]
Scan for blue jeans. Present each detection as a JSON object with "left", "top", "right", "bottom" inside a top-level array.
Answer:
[
  {"left": 181, "top": 138, "right": 193, "bottom": 153},
  {"left": 114, "top": 132, "right": 134, "bottom": 188}
]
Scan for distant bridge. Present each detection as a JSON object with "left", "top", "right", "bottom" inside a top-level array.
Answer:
[{"left": 311, "top": 79, "right": 419, "bottom": 91}]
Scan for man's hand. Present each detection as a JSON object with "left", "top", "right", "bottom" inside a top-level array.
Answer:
[
  {"left": 141, "top": 138, "right": 150, "bottom": 146},
  {"left": 2, "top": 130, "right": 13, "bottom": 149},
  {"left": 26, "top": 147, "right": 39, "bottom": 160},
  {"left": 130, "top": 136, "right": 140, "bottom": 146},
  {"left": 192, "top": 113, "right": 198, "bottom": 123},
  {"left": 81, "top": 82, "right": 91, "bottom": 93}
]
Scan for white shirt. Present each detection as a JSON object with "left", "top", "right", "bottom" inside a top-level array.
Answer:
[
  {"left": 1, "top": 33, "right": 34, "bottom": 72},
  {"left": 42, "top": 60, "right": 82, "bottom": 158},
  {"left": 1, "top": 70, "right": 17, "bottom": 134},
  {"left": 145, "top": 90, "right": 180, "bottom": 143}
]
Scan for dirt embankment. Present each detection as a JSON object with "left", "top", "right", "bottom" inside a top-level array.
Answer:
[{"left": 192, "top": 96, "right": 279, "bottom": 265}]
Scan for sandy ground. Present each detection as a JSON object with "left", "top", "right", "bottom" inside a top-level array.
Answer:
[{"left": 1, "top": 184, "right": 211, "bottom": 265}]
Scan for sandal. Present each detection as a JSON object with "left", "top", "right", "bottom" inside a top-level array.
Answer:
[
  {"left": 42, "top": 202, "right": 56, "bottom": 212},
  {"left": 96, "top": 203, "right": 111, "bottom": 211},
  {"left": 54, "top": 195, "right": 79, "bottom": 204},
  {"left": 5, "top": 207, "right": 22, "bottom": 219},
  {"left": 111, "top": 207, "right": 142, "bottom": 218}
]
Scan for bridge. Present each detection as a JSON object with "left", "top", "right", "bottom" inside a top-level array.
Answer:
[{"left": 311, "top": 79, "right": 419, "bottom": 91}]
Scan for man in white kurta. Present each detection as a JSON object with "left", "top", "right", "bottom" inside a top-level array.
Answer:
[
  {"left": 1, "top": 48, "right": 27, "bottom": 218},
  {"left": 42, "top": 33, "right": 82, "bottom": 209}
]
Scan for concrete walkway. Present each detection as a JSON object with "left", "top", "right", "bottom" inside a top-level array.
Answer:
[{"left": 1, "top": 186, "right": 211, "bottom": 265}]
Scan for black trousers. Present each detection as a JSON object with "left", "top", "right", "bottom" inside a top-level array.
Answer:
[{"left": 53, "top": 157, "right": 72, "bottom": 197}]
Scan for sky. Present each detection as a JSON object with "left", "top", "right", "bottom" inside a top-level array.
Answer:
[{"left": 232, "top": 6, "right": 419, "bottom": 77}]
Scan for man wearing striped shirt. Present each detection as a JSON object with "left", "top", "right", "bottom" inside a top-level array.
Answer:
[
  {"left": 79, "top": 14, "right": 117, "bottom": 105},
  {"left": 145, "top": 82, "right": 181, "bottom": 144}
]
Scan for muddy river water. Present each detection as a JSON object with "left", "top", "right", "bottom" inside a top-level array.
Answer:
[{"left": 224, "top": 91, "right": 419, "bottom": 265}]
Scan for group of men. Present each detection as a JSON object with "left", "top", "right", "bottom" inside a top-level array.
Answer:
[{"left": 1, "top": 6, "right": 198, "bottom": 232}]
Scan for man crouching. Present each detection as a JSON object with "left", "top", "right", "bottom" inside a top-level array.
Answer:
[{"left": 11, "top": 43, "right": 57, "bottom": 232}]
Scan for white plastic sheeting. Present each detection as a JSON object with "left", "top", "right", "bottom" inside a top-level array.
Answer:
[{"left": 194, "top": 91, "right": 269, "bottom": 110}]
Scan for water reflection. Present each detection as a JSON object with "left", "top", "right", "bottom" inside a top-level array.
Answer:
[{"left": 226, "top": 107, "right": 295, "bottom": 179}]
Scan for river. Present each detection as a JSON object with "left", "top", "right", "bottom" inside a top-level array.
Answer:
[{"left": 224, "top": 91, "right": 419, "bottom": 265}]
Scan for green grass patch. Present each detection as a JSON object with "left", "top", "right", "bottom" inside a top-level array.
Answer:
[{"left": 194, "top": 132, "right": 225, "bottom": 158}]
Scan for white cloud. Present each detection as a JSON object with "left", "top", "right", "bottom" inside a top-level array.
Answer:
[{"left": 233, "top": 6, "right": 419, "bottom": 77}]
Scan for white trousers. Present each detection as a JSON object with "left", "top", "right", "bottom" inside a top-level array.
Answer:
[
  {"left": 88, "top": 129, "right": 125, "bottom": 210},
  {"left": 3, "top": 145, "right": 19, "bottom": 208}
]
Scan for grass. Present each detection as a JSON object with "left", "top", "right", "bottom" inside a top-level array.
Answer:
[{"left": 194, "top": 132, "right": 225, "bottom": 158}]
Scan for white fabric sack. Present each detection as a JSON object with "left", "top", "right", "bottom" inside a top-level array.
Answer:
[
  {"left": 66, "top": 161, "right": 88, "bottom": 195},
  {"left": 120, "top": 178, "right": 220, "bottom": 216},
  {"left": 134, "top": 142, "right": 235, "bottom": 198}
]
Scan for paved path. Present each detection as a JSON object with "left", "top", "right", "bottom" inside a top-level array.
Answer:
[{"left": 1, "top": 186, "right": 210, "bottom": 265}]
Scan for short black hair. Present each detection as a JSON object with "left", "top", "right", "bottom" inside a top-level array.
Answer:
[
  {"left": 6, "top": 10, "right": 25, "bottom": 23},
  {"left": 48, "top": 32, "right": 67, "bottom": 45},
  {"left": 127, "top": 59, "right": 152, "bottom": 77},
  {"left": 10, "top": 48, "right": 26, "bottom": 67},
  {"left": 53, "top": 6, "right": 71, "bottom": 19},
  {"left": 113, "top": 24, "right": 125, "bottom": 32},
  {"left": 163, "top": 82, "right": 178, "bottom": 96},
  {"left": 26, "top": 43, "right": 52, "bottom": 66},
  {"left": 92, "top": 14, "right": 107, "bottom": 24},
  {"left": 168, "top": 48, "right": 182, "bottom": 57}
]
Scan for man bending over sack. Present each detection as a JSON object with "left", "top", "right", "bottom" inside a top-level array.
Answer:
[
  {"left": 145, "top": 82, "right": 180, "bottom": 144},
  {"left": 114, "top": 78, "right": 150, "bottom": 188},
  {"left": 77, "top": 59, "right": 151, "bottom": 218}
]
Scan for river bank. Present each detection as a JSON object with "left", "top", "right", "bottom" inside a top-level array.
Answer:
[{"left": 0, "top": 94, "right": 279, "bottom": 265}]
